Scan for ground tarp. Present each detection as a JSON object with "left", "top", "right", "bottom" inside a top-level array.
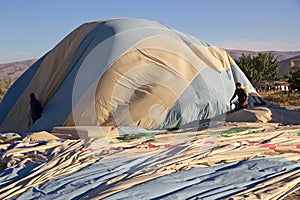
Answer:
[
  {"left": 226, "top": 107, "right": 300, "bottom": 125},
  {"left": 0, "top": 122, "right": 299, "bottom": 199}
]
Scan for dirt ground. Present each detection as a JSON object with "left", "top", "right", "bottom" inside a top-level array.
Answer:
[{"left": 284, "top": 185, "right": 300, "bottom": 200}]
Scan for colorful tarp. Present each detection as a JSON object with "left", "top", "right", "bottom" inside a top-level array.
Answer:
[{"left": 0, "top": 123, "right": 299, "bottom": 199}]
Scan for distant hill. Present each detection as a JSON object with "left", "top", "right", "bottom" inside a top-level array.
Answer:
[
  {"left": 278, "top": 54, "right": 300, "bottom": 75},
  {"left": 0, "top": 50, "right": 299, "bottom": 81},
  {"left": 225, "top": 49, "right": 300, "bottom": 61},
  {"left": 0, "top": 59, "right": 37, "bottom": 80}
]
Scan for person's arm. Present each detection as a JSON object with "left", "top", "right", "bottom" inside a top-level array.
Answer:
[
  {"left": 37, "top": 101, "right": 43, "bottom": 113},
  {"left": 230, "top": 90, "right": 237, "bottom": 103}
]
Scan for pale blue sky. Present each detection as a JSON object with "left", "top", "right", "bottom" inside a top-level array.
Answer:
[{"left": 1, "top": 0, "right": 300, "bottom": 63}]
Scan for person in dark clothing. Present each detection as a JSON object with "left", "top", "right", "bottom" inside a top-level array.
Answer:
[
  {"left": 30, "top": 93, "right": 43, "bottom": 124},
  {"left": 230, "top": 82, "right": 248, "bottom": 111}
]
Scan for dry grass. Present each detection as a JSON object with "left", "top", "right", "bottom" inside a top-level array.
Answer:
[{"left": 259, "top": 91, "right": 300, "bottom": 109}]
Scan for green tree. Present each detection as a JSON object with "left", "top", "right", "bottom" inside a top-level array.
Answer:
[
  {"left": 288, "top": 64, "right": 300, "bottom": 92},
  {"left": 0, "top": 76, "right": 14, "bottom": 102},
  {"left": 0, "top": 76, "right": 4, "bottom": 98},
  {"left": 234, "top": 53, "right": 281, "bottom": 86}
]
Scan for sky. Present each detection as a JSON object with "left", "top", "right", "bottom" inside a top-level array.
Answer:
[{"left": 0, "top": 0, "right": 300, "bottom": 63}]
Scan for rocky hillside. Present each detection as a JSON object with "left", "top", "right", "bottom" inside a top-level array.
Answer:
[
  {"left": 0, "top": 59, "right": 37, "bottom": 80},
  {"left": 278, "top": 54, "right": 300, "bottom": 75},
  {"left": 226, "top": 49, "right": 300, "bottom": 61}
]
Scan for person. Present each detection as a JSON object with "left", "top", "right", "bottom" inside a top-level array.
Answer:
[
  {"left": 30, "top": 93, "right": 43, "bottom": 124},
  {"left": 230, "top": 82, "right": 248, "bottom": 111}
]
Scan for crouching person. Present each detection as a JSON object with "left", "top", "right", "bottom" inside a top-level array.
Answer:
[{"left": 230, "top": 82, "right": 248, "bottom": 111}]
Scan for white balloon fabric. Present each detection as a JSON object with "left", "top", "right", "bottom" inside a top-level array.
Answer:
[{"left": 0, "top": 18, "right": 255, "bottom": 133}]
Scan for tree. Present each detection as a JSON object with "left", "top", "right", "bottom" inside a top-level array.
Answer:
[
  {"left": 234, "top": 53, "right": 281, "bottom": 86},
  {"left": 288, "top": 64, "right": 300, "bottom": 92},
  {"left": 0, "top": 76, "right": 13, "bottom": 102}
]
